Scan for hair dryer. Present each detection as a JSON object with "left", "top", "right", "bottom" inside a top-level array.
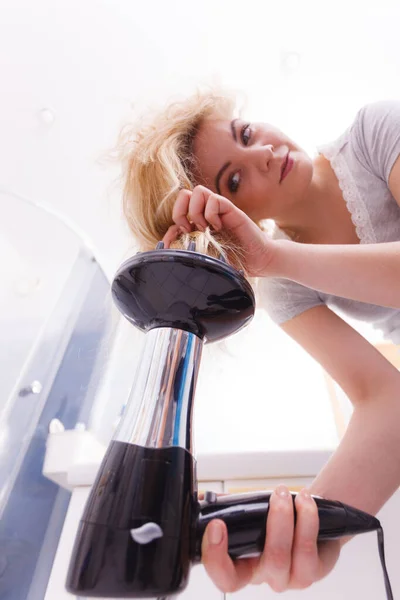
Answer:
[{"left": 66, "top": 243, "right": 393, "bottom": 599}]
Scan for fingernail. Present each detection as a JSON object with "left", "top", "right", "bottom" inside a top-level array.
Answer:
[
  {"left": 179, "top": 226, "right": 189, "bottom": 234},
  {"left": 196, "top": 224, "right": 205, "bottom": 232},
  {"left": 275, "top": 485, "right": 290, "bottom": 499},
  {"left": 208, "top": 522, "right": 223, "bottom": 545},
  {"left": 298, "top": 488, "right": 312, "bottom": 501}
]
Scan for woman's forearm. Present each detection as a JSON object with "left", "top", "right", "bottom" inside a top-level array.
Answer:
[
  {"left": 269, "top": 240, "right": 400, "bottom": 308},
  {"left": 308, "top": 388, "right": 400, "bottom": 544}
]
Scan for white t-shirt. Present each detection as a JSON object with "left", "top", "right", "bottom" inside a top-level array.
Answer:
[{"left": 259, "top": 100, "right": 400, "bottom": 343}]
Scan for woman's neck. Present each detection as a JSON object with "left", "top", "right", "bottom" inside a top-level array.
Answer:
[{"left": 275, "top": 154, "right": 359, "bottom": 245}]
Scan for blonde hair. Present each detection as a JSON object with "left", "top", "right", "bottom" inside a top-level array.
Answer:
[{"left": 113, "top": 88, "right": 252, "bottom": 272}]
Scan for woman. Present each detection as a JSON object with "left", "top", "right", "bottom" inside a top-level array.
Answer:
[{"left": 115, "top": 90, "right": 400, "bottom": 594}]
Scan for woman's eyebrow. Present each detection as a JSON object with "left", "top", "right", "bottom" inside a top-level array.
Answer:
[{"left": 215, "top": 161, "right": 230, "bottom": 195}]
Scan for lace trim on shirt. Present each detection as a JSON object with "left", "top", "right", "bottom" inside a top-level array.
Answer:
[{"left": 318, "top": 132, "right": 377, "bottom": 245}]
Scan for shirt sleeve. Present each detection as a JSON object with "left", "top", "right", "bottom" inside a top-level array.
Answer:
[
  {"left": 353, "top": 100, "right": 400, "bottom": 183},
  {"left": 257, "top": 276, "right": 325, "bottom": 325}
]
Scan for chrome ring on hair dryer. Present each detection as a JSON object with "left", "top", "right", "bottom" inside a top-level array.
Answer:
[{"left": 66, "top": 241, "right": 394, "bottom": 600}]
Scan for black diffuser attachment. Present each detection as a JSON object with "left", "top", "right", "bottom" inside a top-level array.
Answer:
[{"left": 111, "top": 246, "right": 255, "bottom": 342}]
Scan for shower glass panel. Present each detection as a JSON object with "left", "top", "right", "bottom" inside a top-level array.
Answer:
[{"left": 0, "top": 190, "right": 115, "bottom": 600}]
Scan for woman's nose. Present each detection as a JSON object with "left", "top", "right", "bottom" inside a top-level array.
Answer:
[{"left": 247, "top": 144, "right": 274, "bottom": 172}]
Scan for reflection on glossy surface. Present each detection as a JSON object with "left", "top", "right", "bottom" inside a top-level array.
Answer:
[
  {"left": 111, "top": 249, "right": 255, "bottom": 342},
  {"left": 114, "top": 328, "right": 202, "bottom": 451}
]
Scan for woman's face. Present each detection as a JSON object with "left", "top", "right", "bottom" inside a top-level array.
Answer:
[{"left": 192, "top": 116, "right": 314, "bottom": 222}]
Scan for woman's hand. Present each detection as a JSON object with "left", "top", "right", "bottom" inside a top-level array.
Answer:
[
  {"left": 200, "top": 486, "right": 341, "bottom": 594},
  {"left": 163, "top": 185, "right": 277, "bottom": 277}
]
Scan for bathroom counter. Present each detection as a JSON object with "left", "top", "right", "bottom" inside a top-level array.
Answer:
[
  {"left": 53, "top": 444, "right": 335, "bottom": 489},
  {"left": 44, "top": 422, "right": 337, "bottom": 491}
]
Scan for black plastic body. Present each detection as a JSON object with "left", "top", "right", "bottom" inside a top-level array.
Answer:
[
  {"left": 66, "top": 442, "right": 197, "bottom": 597},
  {"left": 195, "top": 491, "right": 380, "bottom": 561},
  {"left": 66, "top": 442, "right": 381, "bottom": 598}
]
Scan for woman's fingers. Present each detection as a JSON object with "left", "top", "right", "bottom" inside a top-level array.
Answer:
[
  {"left": 164, "top": 185, "right": 275, "bottom": 277},
  {"left": 202, "top": 520, "right": 258, "bottom": 593},
  {"left": 171, "top": 186, "right": 240, "bottom": 233},
  {"left": 200, "top": 487, "right": 337, "bottom": 595},
  {"left": 251, "top": 485, "right": 294, "bottom": 591},
  {"left": 163, "top": 224, "right": 181, "bottom": 248},
  {"left": 172, "top": 187, "right": 210, "bottom": 233},
  {"left": 289, "top": 489, "right": 321, "bottom": 588},
  {"left": 171, "top": 189, "right": 194, "bottom": 233},
  {"left": 162, "top": 185, "right": 233, "bottom": 247},
  {"left": 251, "top": 487, "right": 321, "bottom": 592},
  {"left": 185, "top": 186, "right": 212, "bottom": 231}
]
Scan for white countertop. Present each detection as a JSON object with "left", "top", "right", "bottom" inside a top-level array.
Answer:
[{"left": 45, "top": 441, "right": 334, "bottom": 488}]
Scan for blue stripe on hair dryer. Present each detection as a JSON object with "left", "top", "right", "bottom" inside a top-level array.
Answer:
[{"left": 66, "top": 242, "right": 393, "bottom": 600}]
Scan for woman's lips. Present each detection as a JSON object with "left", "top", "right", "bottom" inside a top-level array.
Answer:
[{"left": 280, "top": 152, "right": 294, "bottom": 182}]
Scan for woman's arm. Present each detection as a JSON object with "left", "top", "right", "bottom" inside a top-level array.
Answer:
[
  {"left": 267, "top": 154, "right": 400, "bottom": 307},
  {"left": 269, "top": 239, "right": 400, "bottom": 308},
  {"left": 166, "top": 174, "right": 400, "bottom": 308},
  {"left": 201, "top": 305, "right": 400, "bottom": 593},
  {"left": 281, "top": 306, "right": 400, "bottom": 521}
]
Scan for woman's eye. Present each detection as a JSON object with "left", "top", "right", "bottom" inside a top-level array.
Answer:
[
  {"left": 241, "top": 123, "right": 251, "bottom": 146},
  {"left": 228, "top": 171, "right": 241, "bottom": 193}
]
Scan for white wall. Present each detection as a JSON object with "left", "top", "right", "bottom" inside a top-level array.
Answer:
[{"left": 1, "top": 0, "right": 400, "bottom": 278}]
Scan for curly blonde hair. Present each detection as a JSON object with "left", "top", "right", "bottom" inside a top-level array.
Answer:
[{"left": 112, "top": 88, "right": 255, "bottom": 272}]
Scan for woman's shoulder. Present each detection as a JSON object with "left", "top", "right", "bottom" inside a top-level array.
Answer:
[
  {"left": 351, "top": 99, "right": 400, "bottom": 183},
  {"left": 318, "top": 99, "right": 400, "bottom": 185},
  {"left": 354, "top": 99, "right": 400, "bottom": 126},
  {"left": 318, "top": 100, "right": 400, "bottom": 156},
  {"left": 352, "top": 100, "right": 400, "bottom": 145}
]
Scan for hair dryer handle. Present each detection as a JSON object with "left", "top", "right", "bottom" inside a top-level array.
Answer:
[{"left": 194, "top": 490, "right": 380, "bottom": 562}]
